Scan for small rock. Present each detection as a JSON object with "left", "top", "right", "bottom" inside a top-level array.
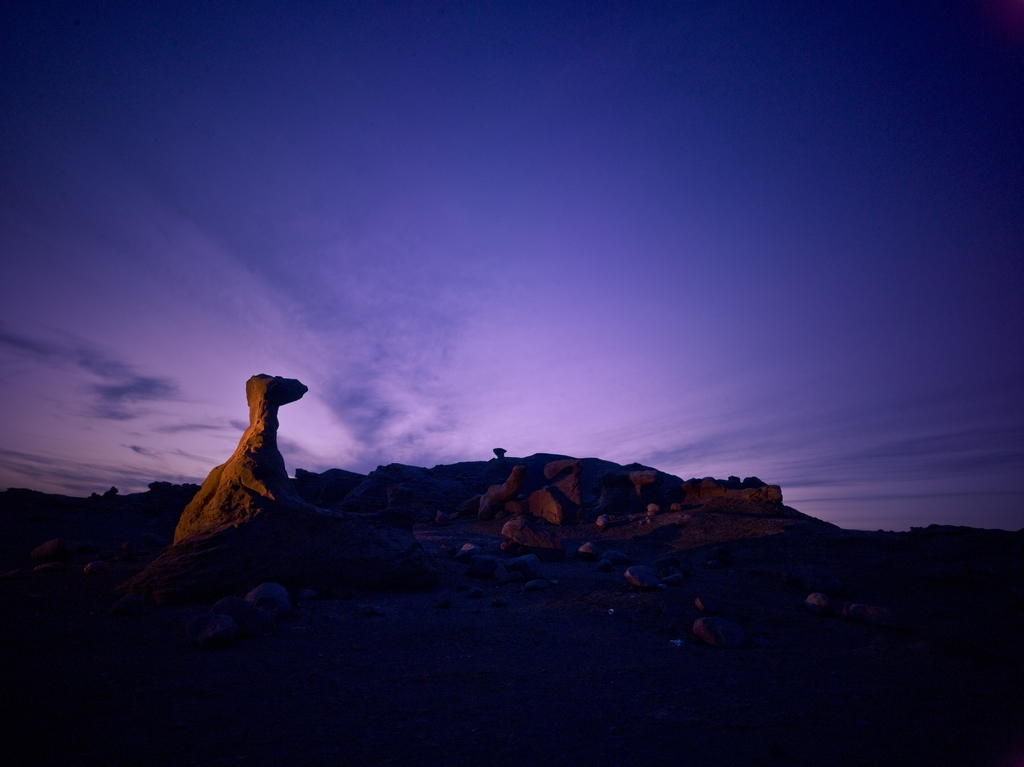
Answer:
[
  {"left": 625, "top": 566, "right": 661, "bottom": 589},
  {"left": 245, "top": 583, "right": 292, "bottom": 615},
  {"left": 694, "top": 596, "right": 717, "bottom": 613},
  {"left": 596, "top": 514, "right": 612, "bottom": 530},
  {"left": 577, "top": 542, "right": 601, "bottom": 561},
  {"left": 603, "top": 550, "right": 631, "bottom": 566},
  {"left": 692, "top": 617, "right": 745, "bottom": 648},
  {"left": 110, "top": 593, "right": 147, "bottom": 617},
  {"left": 596, "top": 559, "right": 614, "bottom": 572},
  {"left": 491, "top": 597, "right": 508, "bottom": 607},
  {"left": 843, "top": 602, "right": 897, "bottom": 627},
  {"left": 30, "top": 539, "right": 73, "bottom": 563},
  {"left": 82, "top": 561, "right": 107, "bottom": 574},
  {"left": 33, "top": 562, "right": 68, "bottom": 573},
  {"left": 467, "top": 587, "right": 485, "bottom": 598},
  {"left": 660, "top": 573, "right": 686, "bottom": 587},
  {"left": 467, "top": 555, "right": 499, "bottom": 578},
  {"left": 804, "top": 593, "right": 831, "bottom": 616},
  {"left": 522, "top": 579, "right": 549, "bottom": 592},
  {"left": 669, "top": 503, "right": 683, "bottom": 512},
  {"left": 454, "top": 543, "right": 482, "bottom": 563},
  {"left": 434, "top": 511, "right": 450, "bottom": 526},
  {"left": 212, "top": 596, "right": 274, "bottom": 636},
  {"left": 114, "top": 542, "right": 138, "bottom": 562},
  {"left": 646, "top": 504, "right": 660, "bottom": 515},
  {"left": 505, "top": 554, "right": 542, "bottom": 581},
  {"left": 186, "top": 613, "right": 238, "bottom": 648}
]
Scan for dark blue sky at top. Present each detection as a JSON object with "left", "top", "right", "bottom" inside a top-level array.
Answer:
[{"left": 1, "top": 1, "right": 1022, "bottom": 530}]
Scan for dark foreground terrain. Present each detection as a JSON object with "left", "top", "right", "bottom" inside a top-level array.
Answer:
[{"left": 1, "top": 485, "right": 1023, "bottom": 767}]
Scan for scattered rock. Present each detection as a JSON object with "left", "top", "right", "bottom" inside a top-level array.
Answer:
[
  {"left": 434, "top": 511, "right": 450, "bottom": 526},
  {"left": 245, "top": 583, "right": 292, "bottom": 616},
  {"left": 31, "top": 538, "right": 73, "bottom": 563},
  {"left": 693, "top": 617, "right": 745, "bottom": 648},
  {"left": 500, "top": 517, "right": 566, "bottom": 561},
  {"left": 467, "top": 555, "right": 499, "bottom": 579},
  {"left": 625, "top": 566, "right": 661, "bottom": 589},
  {"left": 843, "top": 603, "right": 897, "bottom": 627},
  {"left": 646, "top": 504, "right": 660, "bottom": 515},
  {"left": 660, "top": 573, "right": 686, "bottom": 587},
  {"left": 804, "top": 593, "right": 831, "bottom": 616},
  {"left": 522, "top": 579, "right": 549, "bottom": 592},
  {"left": 33, "top": 562, "right": 68, "bottom": 573},
  {"left": 467, "top": 587, "right": 485, "bottom": 598},
  {"left": 602, "top": 550, "right": 631, "bottom": 566},
  {"left": 596, "top": 514, "right": 613, "bottom": 531},
  {"left": 212, "top": 596, "right": 274, "bottom": 636},
  {"left": 454, "top": 543, "right": 481, "bottom": 563},
  {"left": 109, "top": 593, "right": 147, "bottom": 617},
  {"left": 83, "top": 561, "right": 107, "bottom": 574},
  {"left": 186, "top": 613, "right": 238, "bottom": 648},
  {"left": 505, "top": 554, "right": 542, "bottom": 581},
  {"left": 596, "top": 559, "right": 614, "bottom": 572},
  {"left": 577, "top": 542, "right": 601, "bottom": 561},
  {"left": 694, "top": 596, "right": 717, "bottom": 613}
]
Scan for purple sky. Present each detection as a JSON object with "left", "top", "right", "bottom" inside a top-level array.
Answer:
[{"left": 1, "top": 1, "right": 1022, "bottom": 530}]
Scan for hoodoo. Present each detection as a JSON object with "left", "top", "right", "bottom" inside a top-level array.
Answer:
[{"left": 124, "top": 375, "right": 436, "bottom": 603}]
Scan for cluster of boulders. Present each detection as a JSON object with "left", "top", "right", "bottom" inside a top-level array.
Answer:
[
  {"left": 28, "top": 536, "right": 156, "bottom": 575},
  {"left": 803, "top": 592, "right": 898, "bottom": 627}
]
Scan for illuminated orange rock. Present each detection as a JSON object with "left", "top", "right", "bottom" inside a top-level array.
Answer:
[
  {"left": 123, "top": 374, "right": 435, "bottom": 603},
  {"left": 478, "top": 465, "right": 526, "bottom": 520},
  {"left": 527, "top": 459, "right": 582, "bottom": 525}
]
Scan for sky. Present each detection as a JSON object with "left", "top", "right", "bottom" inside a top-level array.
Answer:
[{"left": 1, "top": 1, "right": 1022, "bottom": 531}]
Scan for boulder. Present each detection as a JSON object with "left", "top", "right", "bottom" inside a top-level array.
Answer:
[
  {"left": 467, "top": 555, "right": 500, "bottom": 579},
  {"left": 505, "top": 554, "right": 542, "bottom": 581},
  {"left": 602, "top": 550, "right": 631, "bottom": 566},
  {"left": 31, "top": 539, "right": 74, "bottom": 563},
  {"left": 245, "top": 583, "right": 291, "bottom": 616},
  {"left": 577, "top": 542, "right": 601, "bottom": 561},
  {"left": 186, "top": 613, "right": 239, "bottom": 648},
  {"left": 454, "top": 543, "right": 482, "bottom": 563},
  {"left": 624, "top": 566, "right": 661, "bottom": 589},
  {"left": 212, "top": 596, "right": 275, "bottom": 636},
  {"left": 479, "top": 465, "right": 527, "bottom": 520},
  {"left": 109, "top": 594, "right": 147, "bottom": 617},
  {"left": 527, "top": 485, "right": 577, "bottom": 525},
  {"left": 804, "top": 593, "right": 831, "bottom": 616},
  {"left": 122, "top": 375, "right": 436, "bottom": 603},
  {"left": 500, "top": 517, "right": 565, "bottom": 561},
  {"left": 693, "top": 617, "right": 745, "bottom": 648}
]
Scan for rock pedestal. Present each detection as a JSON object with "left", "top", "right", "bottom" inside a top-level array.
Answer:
[{"left": 123, "top": 375, "right": 435, "bottom": 603}]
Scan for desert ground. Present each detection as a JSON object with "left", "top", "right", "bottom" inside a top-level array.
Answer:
[{"left": 2, "top": 475, "right": 1022, "bottom": 767}]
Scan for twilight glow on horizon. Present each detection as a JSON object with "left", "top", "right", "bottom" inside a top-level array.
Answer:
[{"left": 1, "top": 2, "right": 1022, "bottom": 531}]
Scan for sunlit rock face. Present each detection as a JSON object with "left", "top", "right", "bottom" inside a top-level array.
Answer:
[
  {"left": 124, "top": 375, "right": 436, "bottom": 603},
  {"left": 174, "top": 374, "right": 310, "bottom": 543}
]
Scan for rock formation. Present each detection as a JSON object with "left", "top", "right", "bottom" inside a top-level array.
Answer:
[
  {"left": 527, "top": 459, "right": 582, "bottom": 524},
  {"left": 123, "top": 375, "right": 436, "bottom": 603},
  {"left": 478, "top": 465, "right": 527, "bottom": 519}
]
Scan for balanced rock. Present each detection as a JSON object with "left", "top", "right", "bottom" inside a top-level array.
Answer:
[
  {"left": 122, "top": 375, "right": 436, "bottom": 603},
  {"left": 479, "top": 465, "right": 527, "bottom": 520}
]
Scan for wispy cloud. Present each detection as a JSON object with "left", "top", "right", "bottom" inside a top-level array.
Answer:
[
  {"left": 0, "top": 325, "right": 179, "bottom": 420},
  {"left": 0, "top": 447, "right": 200, "bottom": 495}
]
